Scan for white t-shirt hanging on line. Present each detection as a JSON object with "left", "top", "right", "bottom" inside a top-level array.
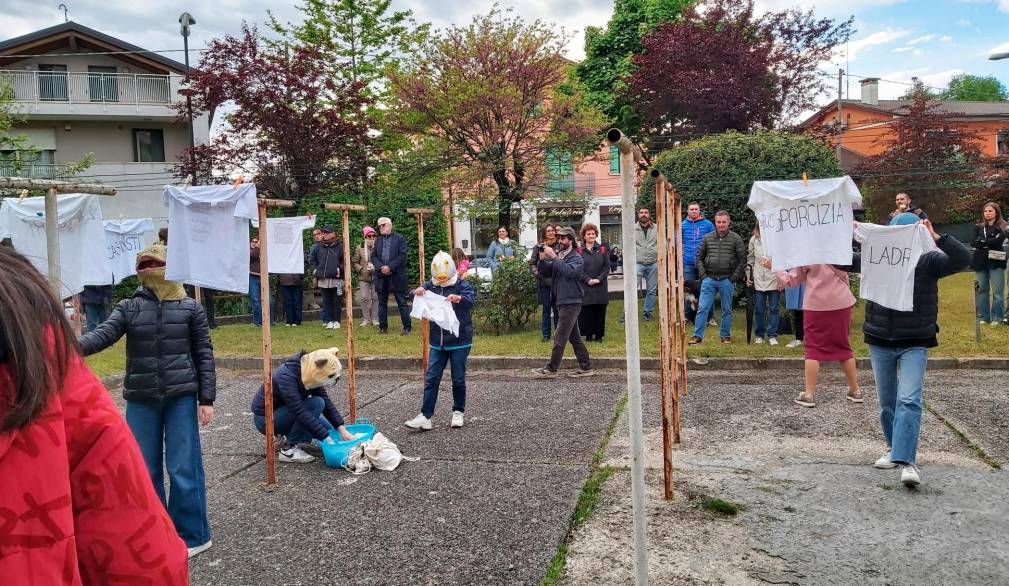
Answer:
[
  {"left": 748, "top": 176, "right": 863, "bottom": 272},
  {"left": 163, "top": 184, "right": 258, "bottom": 293},
  {"left": 251, "top": 216, "right": 316, "bottom": 274},
  {"left": 102, "top": 218, "right": 155, "bottom": 285},
  {"left": 0, "top": 194, "right": 110, "bottom": 298},
  {"left": 854, "top": 222, "right": 938, "bottom": 312}
]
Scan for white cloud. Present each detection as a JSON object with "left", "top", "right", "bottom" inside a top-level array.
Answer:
[
  {"left": 940, "top": 35, "right": 954, "bottom": 43},
  {"left": 892, "top": 46, "right": 915, "bottom": 53},
  {"left": 905, "top": 34, "right": 937, "bottom": 45},
  {"left": 876, "top": 68, "right": 964, "bottom": 100},
  {"left": 755, "top": 0, "right": 905, "bottom": 16},
  {"left": 842, "top": 28, "right": 912, "bottom": 61}
]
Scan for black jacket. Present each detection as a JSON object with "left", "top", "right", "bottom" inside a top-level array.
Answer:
[
  {"left": 579, "top": 243, "right": 611, "bottom": 305},
  {"left": 309, "top": 241, "right": 344, "bottom": 279},
  {"left": 250, "top": 353, "right": 345, "bottom": 441},
  {"left": 371, "top": 233, "right": 409, "bottom": 293},
  {"left": 80, "top": 285, "right": 113, "bottom": 305},
  {"left": 844, "top": 234, "right": 970, "bottom": 347},
  {"left": 539, "top": 248, "right": 585, "bottom": 306},
  {"left": 79, "top": 288, "right": 216, "bottom": 405},
  {"left": 971, "top": 224, "right": 1007, "bottom": 270},
  {"left": 697, "top": 230, "right": 746, "bottom": 282}
]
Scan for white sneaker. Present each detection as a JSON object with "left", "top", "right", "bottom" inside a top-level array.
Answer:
[
  {"left": 187, "top": 540, "right": 213, "bottom": 559},
  {"left": 785, "top": 339, "right": 803, "bottom": 349},
  {"left": 874, "top": 450, "right": 897, "bottom": 469},
  {"left": 768, "top": 338, "right": 779, "bottom": 346},
  {"left": 979, "top": 320, "right": 988, "bottom": 325},
  {"left": 900, "top": 463, "right": 921, "bottom": 487},
  {"left": 333, "top": 321, "right": 341, "bottom": 329},
  {"left": 323, "top": 322, "right": 331, "bottom": 328},
  {"left": 405, "top": 413, "right": 432, "bottom": 430},
  {"left": 371, "top": 320, "right": 381, "bottom": 326},
  {"left": 992, "top": 321, "right": 1001, "bottom": 328},
  {"left": 754, "top": 337, "right": 764, "bottom": 344},
  {"left": 361, "top": 319, "right": 369, "bottom": 327},
  {"left": 451, "top": 411, "right": 465, "bottom": 428},
  {"left": 279, "top": 445, "right": 315, "bottom": 463}
]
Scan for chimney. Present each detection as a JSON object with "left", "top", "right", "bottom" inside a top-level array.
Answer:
[{"left": 860, "top": 78, "right": 880, "bottom": 106}]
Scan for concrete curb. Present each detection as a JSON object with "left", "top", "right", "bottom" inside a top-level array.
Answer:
[{"left": 206, "top": 355, "right": 1009, "bottom": 373}]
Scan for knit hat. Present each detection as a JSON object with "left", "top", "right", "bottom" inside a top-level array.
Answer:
[
  {"left": 889, "top": 212, "right": 920, "bottom": 226},
  {"left": 363, "top": 226, "right": 377, "bottom": 237}
]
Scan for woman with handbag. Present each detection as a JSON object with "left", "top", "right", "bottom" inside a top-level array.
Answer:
[{"left": 972, "top": 201, "right": 1007, "bottom": 326}]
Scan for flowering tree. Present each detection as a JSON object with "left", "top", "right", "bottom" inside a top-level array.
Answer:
[
  {"left": 627, "top": 0, "right": 852, "bottom": 137},
  {"left": 176, "top": 25, "right": 372, "bottom": 199},
  {"left": 387, "top": 9, "right": 605, "bottom": 231},
  {"left": 855, "top": 80, "right": 1004, "bottom": 222}
]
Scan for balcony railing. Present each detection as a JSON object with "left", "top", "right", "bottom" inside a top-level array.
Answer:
[
  {"left": 0, "top": 70, "right": 175, "bottom": 106},
  {"left": 0, "top": 163, "right": 72, "bottom": 180}
]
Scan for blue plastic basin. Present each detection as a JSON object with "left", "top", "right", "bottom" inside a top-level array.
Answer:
[{"left": 321, "top": 421, "right": 376, "bottom": 468}]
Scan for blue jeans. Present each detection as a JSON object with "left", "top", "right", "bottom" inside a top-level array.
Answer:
[
  {"left": 126, "top": 394, "right": 210, "bottom": 548},
  {"left": 249, "top": 274, "right": 271, "bottom": 326},
  {"left": 694, "top": 277, "right": 734, "bottom": 339},
  {"left": 868, "top": 345, "right": 928, "bottom": 465},
  {"left": 280, "top": 285, "right": 303, "bottom": 325},
  {"left": 754, "top": 290, "right": 781, "bottom": 338},
  {"left": 421, "top": 346, "right": 471, "bottom": 418},
  {"left": 975, "top": 267, "right": 1005, "bottom": 322},
  {"left": 637, "top": 263, "right": 658, "bottom": 315},
  {"left": 253, "top": 396, "right": 332, "bottom": 445},
  {"left": 83, "top": 302, "right": 109, "bottom": 333},
  {"left": 683, "top": 264, "right": 698, "bottom": 321}
]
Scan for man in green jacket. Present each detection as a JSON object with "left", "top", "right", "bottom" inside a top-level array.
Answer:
[
  {"left": 689, "top": 211, "right": 746, "bottom": 345},
  {"left": 634, "top": 208, "right": 658, "bottom": 320}
]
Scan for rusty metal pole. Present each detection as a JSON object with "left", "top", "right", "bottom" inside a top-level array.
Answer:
[{"left": 653, "top": 174, "right": 675, "bottom": 501}]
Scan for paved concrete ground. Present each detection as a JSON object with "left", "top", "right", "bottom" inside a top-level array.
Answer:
[
  {"left": 561, "top": 370, "right": 1009, "bottom": 585},
  {"left": 128, "top": 367, "right": 626, "bottom": 585}
]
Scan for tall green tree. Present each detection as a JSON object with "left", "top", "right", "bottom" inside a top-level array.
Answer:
[
  {"left": 940, "top": 73, "right": 1008, "bottom": 101},
  {"left": 575, "top": 0, "right": 693, "bottom": 136},
  {"left": 387, "top": 9, "right": 605, "bottom": 232}
]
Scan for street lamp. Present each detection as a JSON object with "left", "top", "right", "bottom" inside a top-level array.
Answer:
[
  {"left": 989, "top": 52, "right": 1009, "bottom": 61},
  {"left": 179, "top": 12, "right": 197, "bottom": 166}
]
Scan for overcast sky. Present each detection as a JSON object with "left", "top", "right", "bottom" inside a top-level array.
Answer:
[{"left": 3, "top": 0, "right": 1009, "bottom": 106}]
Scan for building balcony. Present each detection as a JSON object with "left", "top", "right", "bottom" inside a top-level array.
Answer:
[
  {"left": 0, "top": 70, "right": 183, "bottom": 120},
  {"left": 0, "top": 162, "right": 72, "bottom": 179}
]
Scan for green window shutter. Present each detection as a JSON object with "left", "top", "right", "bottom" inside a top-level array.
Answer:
[
  {"left": 546, "top": 148, "right": 575, "bottom": 194},
  {"left": 609, "top": 145, "right": 620, "bottom": 174}
]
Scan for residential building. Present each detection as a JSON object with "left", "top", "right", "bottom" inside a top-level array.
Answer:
[
  {"left": 0, "top": 21, "right": 209, "bottom": 224},
  {"left": 799, "top": 77, "right": 1009, "bottom": 172}
]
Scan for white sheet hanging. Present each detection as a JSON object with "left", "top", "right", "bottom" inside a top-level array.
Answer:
[
  {"left": 102, "top": 218, "right": 155, "bottom": 285},
  {"left": 0, "top": 194, "right": 110, "bottom": 298},
  {"left": 748, "top": 176, "right": 862, "bottom": 272},
  {"left": 163, "top": 184, "right": 258, "bottom": 293},
  {"left": 410, "top": 291, "right": 460, "bottom": 337}
]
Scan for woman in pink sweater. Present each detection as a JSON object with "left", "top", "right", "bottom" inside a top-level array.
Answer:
[{"left": 772, "top": 262, "right": 863, "bottom": 407}]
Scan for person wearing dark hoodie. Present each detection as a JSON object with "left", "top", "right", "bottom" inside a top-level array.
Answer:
[
  {"left": 78, "top": 243, "right": 216, "bottom": 558},
  {"left": 842, "top": 213, "right": 970, "bottom": 488},
  {"left": 251, "top": 347, "right": 358, "bottom": 464},
  {"left": 405, "top": 251, "right": 477, "bottom": 430}
]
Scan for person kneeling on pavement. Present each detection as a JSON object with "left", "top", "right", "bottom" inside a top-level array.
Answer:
[
  {"left": 251, "top": 347, "right": 359, "bottom": 463},
  {"left": 405, "top": 251, "right": 476, "bottom": 430}
]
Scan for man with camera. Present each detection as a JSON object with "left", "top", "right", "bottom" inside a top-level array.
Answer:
[{"left": 531, "top": 226, "right": 593, "bottom": 378}]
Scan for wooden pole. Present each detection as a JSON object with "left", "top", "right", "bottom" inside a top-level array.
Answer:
[
  {"left": 671, "top": 187, "right": 686, "bottom": 438},
  {"left": 653, "top": 176, "right": 675, "bottom": 501},
  {"left": 321, "top": 202, "right": 368, "bottom": 422},
  {"left": 408, "top": 208, "right": 435, "bottom": 372},
  {"left": 257, "top": 196, "right": 295, "bottom": 485}
]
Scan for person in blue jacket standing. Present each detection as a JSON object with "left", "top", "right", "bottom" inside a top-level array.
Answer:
[
  {"left": 486, "top": 226, "right": 517, "bottom": 271},
  {"left": 405, "top": 251, "right": 477, "bottom": 430},
  {"left": 683, "top": 202, "right": 715, "bottom": 282}
]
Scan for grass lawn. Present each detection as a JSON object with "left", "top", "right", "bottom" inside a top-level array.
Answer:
[{"left": 85, "top": 272, "right": 1005, "bottom": 378}]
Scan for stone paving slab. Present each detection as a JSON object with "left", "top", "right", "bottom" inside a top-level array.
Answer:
[{"left": 920, "top": 369, "right": 1009, "bottom": 465}]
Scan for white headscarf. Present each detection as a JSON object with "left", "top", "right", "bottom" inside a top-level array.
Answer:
[{"left": 431, "top": 251, "right": 458, "bottom": 287}]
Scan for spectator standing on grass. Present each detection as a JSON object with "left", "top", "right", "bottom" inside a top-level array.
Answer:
[
  {"left": 372, "top": 217, "right": 411, "bottom": 335},
  {"left": 278, "top": 273, "right": 304, "bottom": 327},
  {"left": 81, "top": 284, "right": 113, "bottom": 333},
  {"left": 1, "top": 246, "right": 191, "bottom": 581},
  {"left": 532, "top": 226, "right": 593, "bottom": 378},
  {"left": 784, "top": 284, "right": 805, "bottom": 349},
  {"left": 405, "top": 251, "right": 477, "bottom": 430},
  {"left": 634, "top": 207, "right": 658, "bottom": 321},
  {"left": 747, "top": 224, "right": 780, "bottom": 345},
  {"left": 971, "top": 201, "right": 1007, "bottom": 326},
  {"left": 774, "top": 262, "right": 862, "bottom": 408},
  {"left": 682, "top": 201, "right": 715, "bottom": 283},
  {"left": 309, "top": 227, "right": 330, "bottom": 324},
  {"left": 529, "top": 224, "right": 560, "bottom": 341},
  {"left": 578, "top": 223, "right": 611, "bottom": 342},
  {"left": 353, "top": 226, "right": 380, "bottom": 326},
  {"left": 309, "top": 225, "right": 344, "bottom": 330},
  {"left": 888, "top": 192, "right": 928, "bottom": 222},
  {"left": 844, "top": 214, "right": 970, "bottom": 487},
  {"left": 249, "top": 235, "right": 271, "bottom": 327},
  {"left": 689, "top": 211, "right": 746, "bottom": 345},
  {"left": 486, "top": 226, "right": 516, "bottom": 271},
  {"left": 78, "top": 243, "right": 216, "bottom": 558}
]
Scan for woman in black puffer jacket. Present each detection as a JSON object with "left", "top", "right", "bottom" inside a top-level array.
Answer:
[{"left": 78, "top": 243, "right": 216, "bottom": 556}]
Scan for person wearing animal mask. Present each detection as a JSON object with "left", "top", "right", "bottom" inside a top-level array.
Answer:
[
  {"left": 79, "top": 243, "right": 217, "bottom": 558},
  {"left": 251, "top": 347, "right": 358, "bottom": 463},
  {"left": 405, "top": 251, "right": 476, "bottom": 430}
]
